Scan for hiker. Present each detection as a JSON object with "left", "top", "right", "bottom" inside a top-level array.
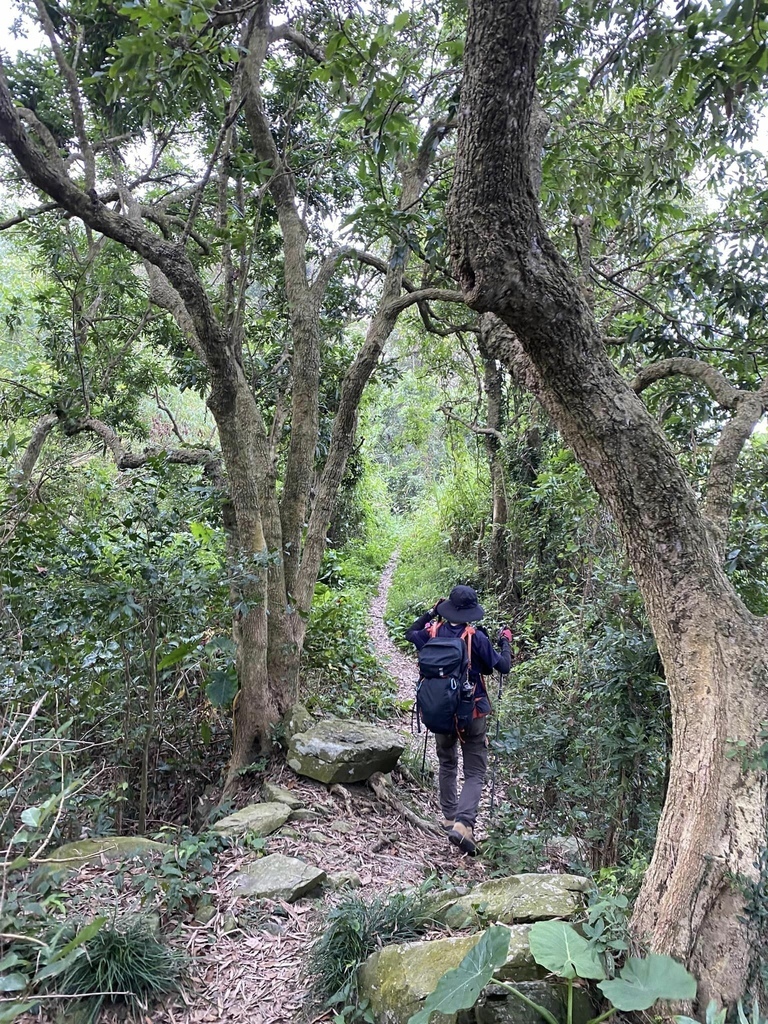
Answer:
[{"left": 406, "top": 585, "right": 512, "bottom": 856}]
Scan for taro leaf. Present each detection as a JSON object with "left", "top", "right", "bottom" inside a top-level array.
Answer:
[
  {"left": 205, "top": 669, "right": 238, "bottom": 707},
  {"left": 407, "top": 925, "right": 511, "bottom": 1024},
  {"left": 598, "top": 954, "right": 697, "bottom": 1011},
  {"left": 528, "top": 921, "right": 606, "bottom": 980}
]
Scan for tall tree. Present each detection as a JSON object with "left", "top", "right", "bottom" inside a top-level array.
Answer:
[
  {"left": 448, "top": 0, "right": 768, "bottom": 1007},
  {"left": 0, "top": 0, "right": 464, "bottom": 788}
]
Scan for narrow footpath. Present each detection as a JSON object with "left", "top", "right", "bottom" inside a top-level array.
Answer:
[{"left": 27, "top": 557, "right": 489, "bottom": 1024}]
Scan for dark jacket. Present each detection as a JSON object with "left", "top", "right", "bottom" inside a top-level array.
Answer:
[{"left": 406, "top": 613, "right": 511, "bottom": 716}]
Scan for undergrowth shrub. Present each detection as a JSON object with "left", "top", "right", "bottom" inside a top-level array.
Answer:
[{"left": 486, "top": 595, "right": 669, "bottom": 873}]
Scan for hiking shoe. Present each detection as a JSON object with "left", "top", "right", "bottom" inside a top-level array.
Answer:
[
  {"left": 448, "top": 821, "right": 477, "bottom": 856},
  {"left": 440, "top": 818, "right": 455, "bottom": 832}
]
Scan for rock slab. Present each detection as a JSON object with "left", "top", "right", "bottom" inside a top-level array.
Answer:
[
  {"left": 357, "top": 925, "right": 541, "bottom": 1024},
  {"left": 233, "top": 853, "right": 326, "bottom": 901},
  {"left": 39, "top": 836, "right": 170, "bottom": 875},
  {"left": 287, "top": 717, "right": 405, "bottom": 784},
  {"left": 212, "top": 801, "right": 291, "bottom": 837},
  {"left": 434, "top": 873, "right": 589, "bottom": 930},
  {"left": 262, "top": 782, "right": 304, "bottom": 809}
]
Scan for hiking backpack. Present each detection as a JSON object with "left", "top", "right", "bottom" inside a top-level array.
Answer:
[{"left": 416, "top": 622, "right": 476, "bottom": 734}]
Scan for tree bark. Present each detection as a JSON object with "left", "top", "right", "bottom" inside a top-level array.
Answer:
[{"left": 448, "top": 0, "right": 768, "bottom": 1005}]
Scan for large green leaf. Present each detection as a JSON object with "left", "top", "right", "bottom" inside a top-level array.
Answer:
[
  {"left": 528, "top": 921, "right": 606, "bottom": 980},
  {"left": 407, "top": 925, "right": 511, "bottom": 1024},
  {"left": 205, "top": 669, "right": 238, "bottom": 707},
  {"left": 0, "top": 975, "right": 27, "bottom": 994},
  {"left": 598, "top": 955, "right": 697, "bottom": 1011}
]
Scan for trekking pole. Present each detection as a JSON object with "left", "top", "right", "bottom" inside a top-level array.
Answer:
[
  {"left": 421, "top": 728, "right": 429, "bottom": 776},
  {"left": 489, "top": 669, "right": 506, "bottom": 818}
]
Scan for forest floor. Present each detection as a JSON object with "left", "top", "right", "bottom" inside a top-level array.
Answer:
[{"left": 28, "top": 555, "right": 493, "bottom": 1024}]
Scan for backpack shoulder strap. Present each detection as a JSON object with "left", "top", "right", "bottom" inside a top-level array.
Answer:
[
  {"left": 427, "top": 620, "right": 442, "bottom": 639},
  {"left": 461, "top": 625, "right": 475, "bottom": 669}
]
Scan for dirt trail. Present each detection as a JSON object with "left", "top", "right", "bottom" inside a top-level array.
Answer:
[
  {"left": 27, "top": 556, "right": 488, "bottom": 1024},
  {"left": 368, "top": 549, "right": 421, "bottom": 707}
]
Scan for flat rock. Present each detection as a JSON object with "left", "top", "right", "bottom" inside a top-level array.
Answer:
[
  {"left": 330, "top": 819, "right": 355, "bottom": 834},
  {"left": 326, "top": 870, "right": 362, "bottom": 890},
  {"left": 212, "top": 802, "right": 291, "bottom": 837},
  {"left": 357, "top": 926, "right": 541, "bottom": 1024},
  {"left": 434, "top": 873, "right": 589, "bottom": 930},
  {"left": 289, "top": 808, "right": 322, "bottom": 822},
  {"left": 287, "top": 717, "right": 405, "bottom": 784},
  {"left": 233, "top": 853, "right": 326, "bottom": 901},
  {"left": 38, "top": 836, "right": 170, "bottom": 875},
  {"left": 262, "top": 782, "right": 304, "bottom": 810}
]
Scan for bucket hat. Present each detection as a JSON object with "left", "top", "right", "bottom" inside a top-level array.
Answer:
[{"left": 436, "top": 585, "right": 485, "bottom": 623}]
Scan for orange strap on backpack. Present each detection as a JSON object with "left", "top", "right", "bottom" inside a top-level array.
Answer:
[{"left": 427, "top": 621, "right": 474, "bottom": 669}]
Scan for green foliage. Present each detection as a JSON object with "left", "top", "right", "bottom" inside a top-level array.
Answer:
[
  {"left": 128, "top": 831, "right": 230, "bottom": 922},
  {"left": 487, "top": 596, "right": 669, "bottom": 870},
  {"left": 309, "top": 889, "right": 435, "bottom": 1010},
  {"left": 1, "top": 459, "right": 231, "bottom": 830},
  {"left": 528, "top": 921, "right": 605, "bottom": 980},
  {"left": 411, "top": 920, "right": 696, "bottom": 1024},
  {"left": 407, "top": 926, "right": 511, "bottom": 1024},
  {"left": 598, "top": 953, "right": 696, "bottom": 1011},
  {"left": 55, "top": 916, "right": 184, "bottom": 1023}
]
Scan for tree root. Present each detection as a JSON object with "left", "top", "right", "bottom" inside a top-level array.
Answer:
[{"left": 367, "top": 772, "right": 444, "bottom": 836}]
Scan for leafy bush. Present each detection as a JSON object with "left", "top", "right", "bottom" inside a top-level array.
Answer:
[{"left": 489, "top": 597, "right": 669, "bottom": 870}]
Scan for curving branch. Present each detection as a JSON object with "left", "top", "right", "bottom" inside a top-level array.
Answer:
[
  {"left": 268, "top": 23, "right": 324, "bottom": 62},
  {"left": 631, "top": 357, "right": 743, "bottom": 409},
  {"left": 12, "top": 413, "right": 223, "bottom": 491},
  {"left": 385, "top": 287, "right": 465, "bottom": 316},
  {"left": 631, "top": 356, "right": 768, "bottom": 553},
  {"left": 439, "top": 403, "right": 503, "bottom": 439},
  {"left": 0, "top": 64, "right": 234, "bottom": 384}
]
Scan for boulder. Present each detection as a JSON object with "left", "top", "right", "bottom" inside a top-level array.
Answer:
[
  {"left": 357, "top": 926, "right": 542, "bottom": 1024},
  {"left": 434, "top": 873, "right": 589, "bottom": 930},
  {"left": 476, "top": 981, "right": 593, "bottom": 1024},
  {"left": 282, "top": 702, "right": 314, "bottom": 744},
  {"left": 38, "top": 836, "right": 170, "bottom": 875},
  {"left": 212, "top": 802, "right": 291, "bottom": 837},
  {"left": 233, "top": 853, "right": 326, "bottom": 901},
  {"left": 262, "top": 782, "right": 304, "bottom": 809},
  {"left": 287, "top": 718, "right": 405, "bottom": 784}
]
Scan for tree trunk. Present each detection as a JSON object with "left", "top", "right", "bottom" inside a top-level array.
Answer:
[
  {"left": 478, "top": 331, "right": 508, "bottom": 585},
  {"left": 448, "top": 0, "right": 768, "bottom": 1004}
]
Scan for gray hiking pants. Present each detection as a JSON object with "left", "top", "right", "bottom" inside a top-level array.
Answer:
[{"left": 434, "top": 715, "right": 488, "bottom": 828}]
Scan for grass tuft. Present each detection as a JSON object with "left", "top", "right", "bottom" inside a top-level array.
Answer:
[
  {"left": 55, "top": 916, "right": 184, "bottom": 1023},
  {"left": 308, "top": 889, "right": 433, "bottom": 1009}
]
